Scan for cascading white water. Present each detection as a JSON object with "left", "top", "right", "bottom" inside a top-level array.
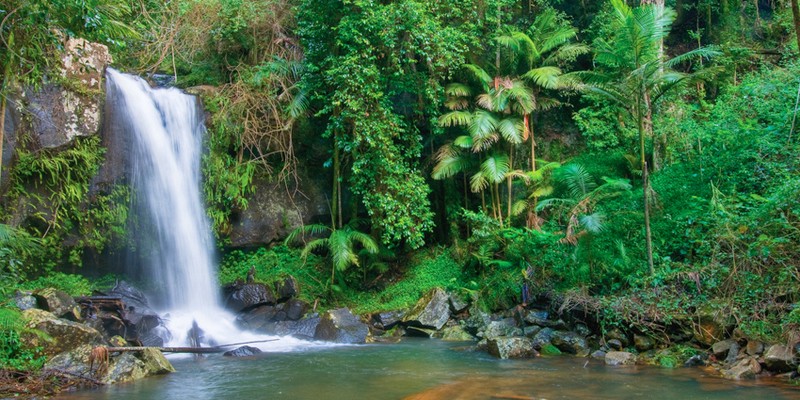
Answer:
[
  {"left": 105, "top": 68, "right": 323, "bottom": 352},
  {"left": 106, "top": 68, "right": 218, "bottom": 311}
]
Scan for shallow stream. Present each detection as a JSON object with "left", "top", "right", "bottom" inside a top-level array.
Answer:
[{"left": 57, "top": 339, "right": 798, "bottom": 400}]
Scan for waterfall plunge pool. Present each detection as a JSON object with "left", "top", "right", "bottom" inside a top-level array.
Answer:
[{"left": 56, "top": 338, "right": 798, "bottom": 400}]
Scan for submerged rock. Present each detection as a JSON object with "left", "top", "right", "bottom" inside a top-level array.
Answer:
[
  {"left": 314, "top": 308, "right": 369, "bottom": 344},
  {"left": 223, "top": 346, "right": 263, "bottom": 357},
  {"left": 722, "top": 357, "right": 762, "bottom": 380},
  {"left": 487, "top": 337, "right": 538, "bottom": 359},
  {"left": 605, "top": 351, "right": 636, "bottom": 366},
  {"left": 402, "top": 288, "right": 451, "bottom": 330}
]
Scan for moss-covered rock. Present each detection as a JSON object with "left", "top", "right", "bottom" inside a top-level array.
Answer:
[{"left": 21, "top": 309, "right": 103, "bottom": 357}]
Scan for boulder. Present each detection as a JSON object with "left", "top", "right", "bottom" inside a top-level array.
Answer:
[
  {"left": 522, "top": 309, "right": 549, "bottom": 326},
  {"left": 551, "top": 331, "right": 590, "bottom": 356},
  {"left": 448, "top": 292, "right": 470, "bottom": 314},
  {"left": 605, "top": 351, "right": 636, "bottom": 366},
  {"left": 693, "top": 306, "right": 731, "bottom": 346},
  {"left": 34, "top": 288, "right": 80, "bottom": 320},
  {"left": 137, "top": 347, "right": 176, "bottom": 375},
  {"left": 633, "top": 334, "right": 655, "bottom": 352},
  {"left": 722, "top": 357, "right": 762, "bottom": 380},
  {"left": 462, "top": 304, "right": 491, "bottom": 335},
  {"left": 314, "top": 308, "right": 369, "bottom": 344},
  {"left": 237, "top": 304, "right": 277, "bottom": 331},
  {"left": 684, "top": 354, "right": 707, "bottom": 367},
  {"left": 725, "top": 341, "right": 740, "bottom": 364},
  {"left": 606, "top": 339, "right": 623, "bottom": 351},
  {"left": 229, "top": 174, "right": 330, "bottom": 247},
  {"left": 591, "top": 350, "right": 607, "bottom": 360},
  {"left": 108, "top": 281, "right": 153, "bottom": 312},
  {"left": 605, "top": 328, "right": 630, "bottom": 348},
  {"left": 745, "top": 340, "right": 764, "bottom": 356},
  {"left": 274, "top": 276, "right": 299, "bottom": 301},
  {"left": 402, "top": 288, "right": 451, "bottom": 330},
  {"left": 45, "top": 344, "right": 174, "bottom": 385},
  {"left": 487, "top": 337, "right": 539, "bottom": 359},
  {"left": 13, "top": 291, "right": 37, "bottom": 311},
  {"left": 712, "top": 339, "right": 737, "bottom": 359},
  {"left": 763, "top": 344, "right": 797, "bottom": 373},
  {"left": 481, "top": 319, "right": 522, "bottom": 340},
  {"left": 436, "top": 325, "right": 475, "bottom": 342},
  {"left": 574, "top": 324, "right": 591, "bottom": 337},
  {"left": 522, "top": 325, "right": 541, "bottom": 338},
  {"left": 374, "top": 310, "right": 405, "bottom": 330},
  {"left": 224, "top": 283, "right": 277, "bottom": 312},
  {"left": 531, "top": 328, "right": 556, "bottom": 350},
  {"left": 260, "top": 315, "right": 320, "bottom": 339},
  {"left": 223, "top": 346, "right": 263, "bottom": 357},
  {"left": 22, "top": 309, "right": 103, "bottom": 356},
  {"left": 284, "top": 299, "right": 308, "bottom": 321}
]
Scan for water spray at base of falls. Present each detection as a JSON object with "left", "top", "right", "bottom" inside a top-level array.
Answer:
[{"left": 105, "top": 68, "right": 327, "bottom": 352}]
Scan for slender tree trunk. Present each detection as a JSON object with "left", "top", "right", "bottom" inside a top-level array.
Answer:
[
  {"left": 792, "top": 0, "right": 800, "bottom": 52},
  {"left": 332, "top": 132, "right": 342, "bottom": 229},
  {"left": 0, "top": 65, "right": 9, "bottom": 185},
  {"left": 507, "top": 149, "right": 513, "bottom": 223},
  {"left": 0, "top": 95, "right": 6, "bottom": 185},
  {"left": 637, "top": 90, "right": 655, "bottom": 275},
  {"left": 528, "top": 115, "right": 536, "bottom": 172}
]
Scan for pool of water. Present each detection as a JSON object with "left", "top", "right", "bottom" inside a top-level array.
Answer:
[{"left": 57, "top": 339, "right": 799, "bottom": 400}]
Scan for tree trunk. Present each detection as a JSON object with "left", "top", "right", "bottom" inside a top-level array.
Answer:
[
  {"left": 0, "top": 94, "right": 6, "bottom": 185},
  {"left": 792, "top": 0, "right": 800, "bottom": 52},
  {"left": 507, "top": 149, "right": 513, "bottom": 223},
  {"left": 332, "top": 132, "right": 341, "bottom": 229},
  {"left": 638, "top": 90, "right": 655, "bottom": 275}
]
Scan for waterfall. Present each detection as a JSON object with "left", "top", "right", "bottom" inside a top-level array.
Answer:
[
  {"left": 104, "top": 68, "right": 324, "bottom": 352},
  {"left": 106, "top": 68, "right": 218, "bottom": 311}
]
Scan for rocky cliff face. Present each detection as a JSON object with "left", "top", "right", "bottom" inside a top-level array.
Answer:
[{"left": 1, "top": 36, "right": 111, "bottom": 189}]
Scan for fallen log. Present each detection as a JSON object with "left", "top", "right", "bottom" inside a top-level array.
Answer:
[{"left": 102, "top": 338, "right": 280, "bottom": 354}]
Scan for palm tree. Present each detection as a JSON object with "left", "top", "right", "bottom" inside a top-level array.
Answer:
[
  {"left": 574, "top": 0, "right": 718, "bottom": 274},
  {"left": 496, "top": 8, "right": 589, "bottom": 172},
  {"left": 435, "top": 68, "right": 534, "bottom": 226},
  {"left": 285, "top": 223, "right": 378, "bottom": 289},
  {"left": 536, "top": 164, "right": 631, "bottom": 245}
]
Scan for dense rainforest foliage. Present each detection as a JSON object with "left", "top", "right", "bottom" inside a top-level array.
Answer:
[{"left": 3, "top": 0, "right": 800, "bottom": 370}]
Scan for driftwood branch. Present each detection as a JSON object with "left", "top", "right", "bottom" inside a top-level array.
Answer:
[{"left": 102, "top": 339, "right": 280, "bottom": 354}]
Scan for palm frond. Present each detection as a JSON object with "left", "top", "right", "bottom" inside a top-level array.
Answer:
[
  {"left": 497, "top": 118, "right": 524, "bottom": 144},
  {"left": 580, "top": 213, "right": 606, "bottom": 234},
  {"left": 464, "top": 64, "right": 492, "bottom": 92},
  {"left": 439, "top": 111, "right": 473, "bottom": 128},
  {"left": 445, "top": 83, "right": 473, "bottom": 98},
  {"left": 285, "top": 224, "right": 331, "bottom": 245}
]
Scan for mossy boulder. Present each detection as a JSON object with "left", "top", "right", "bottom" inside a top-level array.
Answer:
[
  {"left": 33, "top": 288, "right": 80, "bottom": 320},
  {"left": 21, "top": 309, "right": 103, "bottom": 357},
  {"left": 46, "top": 345, "right": 175, "bottom": 385}
]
